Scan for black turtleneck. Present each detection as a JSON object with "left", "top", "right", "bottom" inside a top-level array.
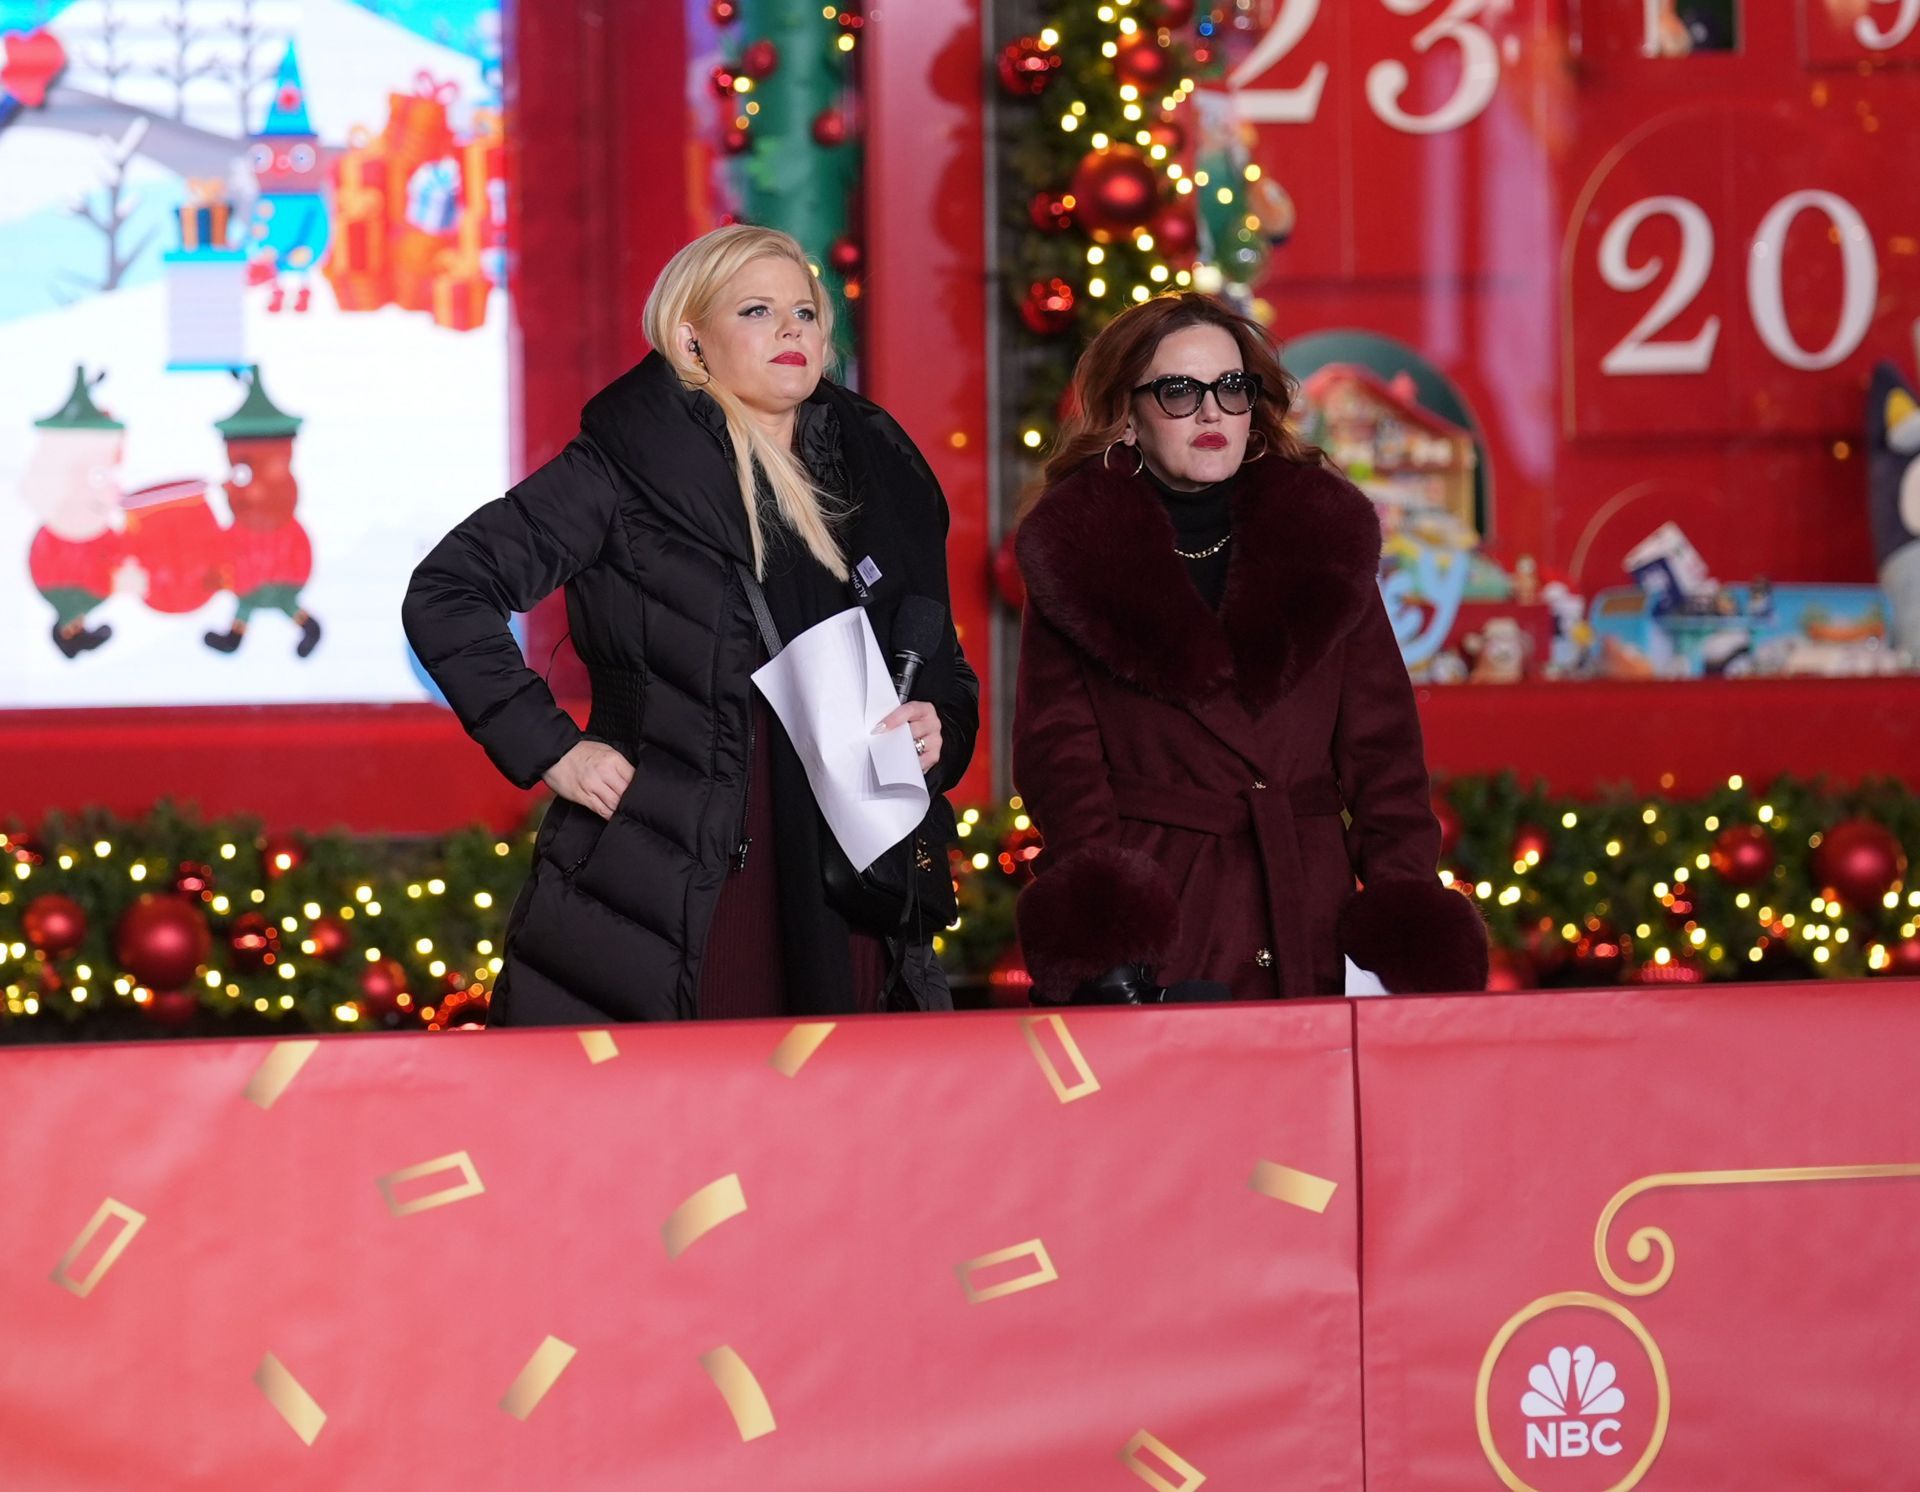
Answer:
[{"left": 1145, "top": 466, "right": 1235, "bottom": 610}]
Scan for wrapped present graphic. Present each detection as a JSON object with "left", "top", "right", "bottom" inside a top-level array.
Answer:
[
  {"left": 337, "top": 125, "right": 390, "bottom": 199},
  {"left": 405, "top": 157, "right": 463, "bottom": 235},
  {"left": 386, "top": 71, "right": 458, "bottom": 167},
  {"left": 327, "top": 267, "right": 393, "bottom": 313},
  {"left": 177, "top": 179, "right": 232, "bottom": 250},
  {"left": 330, "top": 186, "right": 388, "bottom": 274},
  {"left": 430, "top": 261, "right": 491, "bottom": 332},
  {"left": 392, "top": 227, "right": 453, "bottom": 311}
]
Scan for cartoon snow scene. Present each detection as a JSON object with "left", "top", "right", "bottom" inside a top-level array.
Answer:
[{"left": 0, "top": 0, "right": 508, "bottom": 710}]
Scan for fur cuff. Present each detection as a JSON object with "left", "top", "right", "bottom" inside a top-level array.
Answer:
[
  {"left": 1016, "top": 845, "right": 1180, "bottom": 1000},
  {"left": 1338, "top": 879, "right": 1489, "bottom": 995}
]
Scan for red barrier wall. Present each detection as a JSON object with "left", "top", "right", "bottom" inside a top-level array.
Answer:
[{"left": 0, "top": 1003, "right": 1363, "bottom": 1489}]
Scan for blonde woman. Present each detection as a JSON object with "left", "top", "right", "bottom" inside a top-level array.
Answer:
[{"left": 405, "top": 226, "right": 976, "bottom": 1024}]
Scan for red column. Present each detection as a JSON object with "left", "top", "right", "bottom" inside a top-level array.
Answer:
[{"left": 863, "top": 0, "right": 994, "bottom": 804}]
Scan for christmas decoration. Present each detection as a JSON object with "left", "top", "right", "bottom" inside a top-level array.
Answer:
[
  {"left": 1216, "top": 224, "right": 1270, "bottom": 284},
  {"left": 1882, "top": 933, "right": 1920, "bottom": 977},
  {"left": 173, "top": 861, "right": 215, "bottom": 898},
  {"left": 359, "top": 957, "right": 410, "bottom": 1016},
  {"left": 710, "top": 65, "right": 738, "bottom": 97},
  {"left": 1144, "top": 0, "right": 1197, "bottom": 25},
  {"left": 1113, "top": 29, "right": 1173, "bottom": 91},
  {"left": 1433, "top": 795, "right": 1463, "bottom": 857},
  {"left": 987, "top": 943, "right": 1033, "bottom": 1008},
  {"left": 114, "top": 894, "right": 211, "bottom": 991},
  {"left": 1485, "top": 947, "right": 1537, "bottom": 992},
  {"left": 1570, "top": 919, "right": 1629, "bottom": 983},
  {"left": 711, "top": 0, "right": 739, "bottom": 23},
  {"left": 827, "top": 235, "right": 862, "bottom": 277},
  {"left": 307, "top": 914, "right": 351, "bottom": 964},
  {"left": 145, "top": 990, "right": 201, "bottom": 1028},
  {"left": 23, "top": 893, "right": 86, "bottom": 956},
  {"left": 997, "top": 36, "right": 1062, "bottom": 97},
  {"left": 1029, "top": 191, "right": 1076, "bottom": 234},
  {"left": 1069, "top": 145, "right": 1160, "bottom": 242},
  {"left": 261, "top": 831, "right": 305, "bottom": 879},
  {"left": 1019, "top": 277, "right": 1077, "bottom": 336},
  {"left": 1810, "top": 819, "right": 1908, "bottom": 910},
  {"left": 1511, "top": 824, "right": 1552, "bottom": 868},
  {"left": 1710, "top": 825, "right": 1776, "bottom": 888},
  {"left": 811, "top": 106, "right": 850, "bottom": 147},
  {"left": 722, "top": 124, "right": 752, "bottom": 156},
  {"left": 228, "top": 911, "right": 281, "bottom": 972},
  {"left": 740, "top": 38, "right": 779, "bottom": 78},
  {"left": 1146, "top": 204, "right": 1198, "bottom": 266}
]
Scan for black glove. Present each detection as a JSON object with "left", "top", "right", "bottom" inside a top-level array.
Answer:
[{"left": 1067, "top": 962, "right": 1165, "bottom": 1005}]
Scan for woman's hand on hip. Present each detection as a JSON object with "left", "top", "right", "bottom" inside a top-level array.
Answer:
[
  {"left": 876, "top": 701, "right": 942, "bottom": 776},
  {"left": 543, "top": 740, "right": 634, "bottom": 819}
]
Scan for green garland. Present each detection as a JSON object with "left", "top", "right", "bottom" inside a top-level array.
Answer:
[{"left": 4, "top": 774, "right": 1915, "bottom": 1040}]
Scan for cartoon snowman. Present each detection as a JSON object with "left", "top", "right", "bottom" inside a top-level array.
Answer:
[
  {"left": 245, "top": 44, "right": 331, "bottom": 314},
  {"left": 22, "top": 367, "right": 130, "bottom": 658},
  {"left": 204, "top": 366, "right": 322, "bottom": 658}
]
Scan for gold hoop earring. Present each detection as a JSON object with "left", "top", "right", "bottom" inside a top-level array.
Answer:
[
  {"left": 1243, "top": 431, "right": 1269, "bottom": 464},
  {"left": 1103, "top": 439, "right": 1145, "bottom": 476}
]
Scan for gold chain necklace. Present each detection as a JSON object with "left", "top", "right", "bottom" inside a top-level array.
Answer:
[{"left": 1172, "top": 533, "right": 1231, "bottom": 560}]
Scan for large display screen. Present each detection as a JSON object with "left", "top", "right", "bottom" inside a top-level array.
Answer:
[{"left": 0, "top": 0, "right": 507, "bottom": 707}]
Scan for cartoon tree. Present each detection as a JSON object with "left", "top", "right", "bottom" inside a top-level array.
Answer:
[
  {"left": 146, "top": 0, "right": 222, "bottom": 121},
  {"left": 63, "top": 117, "right": 157, "bottom": 295},
  {"left": 73, "top": 0, "right": 135, "bottom": 100},
  {"left": 213, "top": 0, "right": 285, "bottom": 136}
]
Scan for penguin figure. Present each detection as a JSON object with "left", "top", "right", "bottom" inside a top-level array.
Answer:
[{"left": 1867, "top": 361, "right": 1920, "bottom": 660}]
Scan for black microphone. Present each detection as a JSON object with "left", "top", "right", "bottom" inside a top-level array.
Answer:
[{"left": 891, "top": 596, "right": 945, "bottom": 702}]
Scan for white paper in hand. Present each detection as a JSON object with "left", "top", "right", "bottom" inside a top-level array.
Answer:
[
  {"left": 751, "top": 607, "right": 930, "bottom": 872},
  {"left": 1344, "top": 957, "right": 1388, "bottom": 998}
]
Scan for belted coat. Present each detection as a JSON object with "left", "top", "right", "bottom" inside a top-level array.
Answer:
[{"left": 1011, "top": 452, "right": 1487, "bottom": 1001}]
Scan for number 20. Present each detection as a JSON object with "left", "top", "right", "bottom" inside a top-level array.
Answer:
[
  {"left": 1231, "top": 0, "right": 1504, "bottom": 135},
  {"left": 1599, "top": 191, "right": 1879, "bottom": 376}
]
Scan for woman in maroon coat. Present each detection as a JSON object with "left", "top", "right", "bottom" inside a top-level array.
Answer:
[{"left": 1012, "top": 294, "right": 1487, "bottom": 1003}]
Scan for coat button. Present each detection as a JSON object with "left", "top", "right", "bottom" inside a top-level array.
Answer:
[
  {"left": 1251, "top": 778, "right": 1268, "bottom": 790},
  {"left": 1255, "top": 948, "right": 1274, "bottom": 969}
]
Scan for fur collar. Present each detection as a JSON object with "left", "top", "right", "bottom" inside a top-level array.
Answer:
[{"left": 1016, "top": 453, "right": 1382, "bottom": 713}]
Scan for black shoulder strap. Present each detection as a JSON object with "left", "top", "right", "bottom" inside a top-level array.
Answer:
[{"left": 734, "top": 561, "right": 783, "bottom": 658}]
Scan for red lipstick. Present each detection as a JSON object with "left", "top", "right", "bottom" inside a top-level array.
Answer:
[
  {"left": 1193, "top": 432, "right": 1228, "bottom": 449},
  {"left": 772, "top": 351, "right": 807, "bottom": 366}
]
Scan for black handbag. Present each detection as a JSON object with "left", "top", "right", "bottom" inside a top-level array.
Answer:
[{"left": 735, "top": 564, "right": 957, "bottom": 937}]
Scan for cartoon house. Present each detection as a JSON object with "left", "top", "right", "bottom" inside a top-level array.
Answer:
[{"left": 1297, "top": 364, "right": 1480, "bottom": 543}]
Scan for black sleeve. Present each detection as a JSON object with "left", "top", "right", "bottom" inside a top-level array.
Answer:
[{"left": 402, "top": 437, "right": 621, "bottom": 790}]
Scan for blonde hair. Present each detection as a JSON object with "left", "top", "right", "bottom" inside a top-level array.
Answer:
[{"left": 642, "top": 224, "right": 847, "bottom": 580}]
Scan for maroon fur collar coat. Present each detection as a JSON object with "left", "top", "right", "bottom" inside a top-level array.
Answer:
[{"left": 1011, "top": 453, "right": 1487, "bottom": 1000}]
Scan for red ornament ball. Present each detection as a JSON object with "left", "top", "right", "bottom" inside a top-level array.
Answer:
[
  {"left": 1113, "top": 30, "right": 1173, "bottom": 91},
  {"left": 307, "top": 914, "right": 351, "bottom": 964},
  {"left": 992, "top": 531, "right": 1027, "bottom": 611},
  {"left": 228, "top": 911, "right": 281, "bottom": 972},
  {"left": 1811, "top": 818, "right": 1908, "bottom": 910},
  {"left": 145, "top": 989, "right": 201, "bottom": 1028},
  {"left": 1485, "top": 946, "right": 1537, "bottom": 992},
  {"left": 836, "top": 4, "right": 865, "bottom": 31},
  {"left": 710, "top": 0, "right": 738, "bottom": 23},
  {"left": 1028, "top": 190, "right": 1076, "bottom": 234},
  {"left": 1144, "top": 118, "right": 1186, "bottom": 156},
  {"left": 358, "top": 957, "right": 410, "bottom": 1015},
  {"left": 826, "top": 235, "right": 862, "bottom": 277},
  {"left": 1511, "top": 824, "right": 1552, "bottom": 868},
  {"left": 1019, "top": 277, "right": 1077, "bottom": 336},
  {"left": 23, "top": 893, "right": 87, "bottom": 956},
  {"left": 1881, "top": 934, "right": 1920, "bottom": 977},
  {"left": 114, "top": 893, "right": 211, "bottom": 991},
  {"left": 1432, "top": 794, "right": 1462, "bottom": 857},
  {"left": 1147, "top": 204, "right": 1198, "bottom": 266},
  {"left": 812, "top": 106, "right": 851, "bottom": 147},
  {"left": 996, "top": 35, "right": 1062, "bottom": 96},
  {"left": 740, "top": 38, "right": 779, "bottom": 78},
  {"left": 260, "top": 833, "right": 304, "bottom": 879},
  {"left": 1144, "top": 0, "right": 1196, "bottom": 25},
  {"left": 173, "top": 860, "right": 215, "bottom": 898},
  {"left": 1069, "top": 144, "right": 1160, "bottom": 242},
  {"left": 722, "top": 124, "right": 752, "bottom": 155},
  {"left": 1710, "top": 825, "right": 1776, "bottom": 889},
  {"left": 709, "top": 64, "right": 737, "bottom": 97}
]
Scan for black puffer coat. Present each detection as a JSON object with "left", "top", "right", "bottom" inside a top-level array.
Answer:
[{"left": 403, "top": 353, "right": 977, "bottom": 1024}]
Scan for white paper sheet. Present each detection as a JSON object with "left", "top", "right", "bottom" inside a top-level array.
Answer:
[
  {"left": 751, "top": 607, "right": 930, "bottom": 872},
  {"left": 1344, "top": 957, "right": 1388, "bottom": 998}
]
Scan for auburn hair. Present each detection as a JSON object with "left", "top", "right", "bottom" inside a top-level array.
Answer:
[
  {"left": 1027, "top": 292, "right": 1319, "bottom": 517},
  {"left": 642, "top": 224, "right": 847, "bottom": 580}
]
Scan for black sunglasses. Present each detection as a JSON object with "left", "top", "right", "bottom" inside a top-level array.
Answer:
[{"left": 1132, "top": 371, "right": 1263, "bottom": 418}]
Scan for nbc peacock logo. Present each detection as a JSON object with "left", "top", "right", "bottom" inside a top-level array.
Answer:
[
  {"left": 1520, "top": 1345, "right": 1627, "bottom": 1461},
  {"left": 1477, "top": 1293, "right": 1669, "bottom": 1492}
]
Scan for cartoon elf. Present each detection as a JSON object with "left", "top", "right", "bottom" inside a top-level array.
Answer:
[
  {"left": 22, "top": 367, "right": 128, "bottom": 658},
  {"left": 244, "top": 44, "right": 331, "bottom": 313},
  {"left": 204, "top": 366, "right": 323, "bottom": 658}
]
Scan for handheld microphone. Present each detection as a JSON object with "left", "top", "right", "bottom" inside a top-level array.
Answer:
[{"left": 891, "top": 596, "right": 945, "bottom": 702}]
